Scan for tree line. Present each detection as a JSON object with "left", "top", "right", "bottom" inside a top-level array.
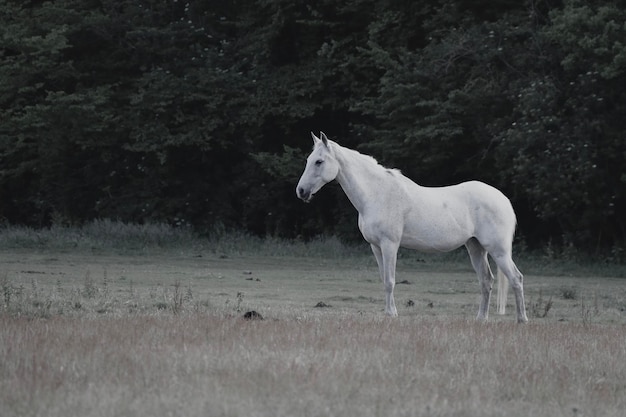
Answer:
[{"left": 1, "top": 0, "right": 625, "bottom": 257}]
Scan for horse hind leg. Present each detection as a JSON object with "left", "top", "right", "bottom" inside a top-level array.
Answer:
[
  {"left": 492, "top": 253, "right": 528, "bottom": 323},
  {"left": 465, "top": 238, "right": 494, "bottom": 322}
]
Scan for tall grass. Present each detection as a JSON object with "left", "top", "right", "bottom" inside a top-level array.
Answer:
[
  {"left": 0, "top": 219, "right": 497, "bottom": 269},
  {"left": 0, "top": 220, "right": 197, "bottom": 253},
  {"left": 0, "top": 220, "right": 624, "bottom": 276},
  {"left": 0, "top": 220, "right": 369, "bottom": 259},
  {"left": 1, "top": 313, "right": 625, "bottom": 417},
  {"left": 205, "top": 228, "right": 371, "bottom": 258}
]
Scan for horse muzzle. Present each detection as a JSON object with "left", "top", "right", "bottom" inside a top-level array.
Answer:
[{"left": 296, "top": 186, "right": 312, "bottom": 202}]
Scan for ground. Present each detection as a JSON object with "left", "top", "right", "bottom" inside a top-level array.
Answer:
[{"left": 1, "top": 248, "right": 625, "bottom": 417}]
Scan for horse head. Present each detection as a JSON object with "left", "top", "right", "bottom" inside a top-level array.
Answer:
[{"left": 296, "top": 132, "right": 339, "bottom": 202}]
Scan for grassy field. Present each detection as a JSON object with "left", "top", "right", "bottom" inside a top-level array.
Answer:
[{"left": 1, "top": 223, "right": 625, "bottom": 416}]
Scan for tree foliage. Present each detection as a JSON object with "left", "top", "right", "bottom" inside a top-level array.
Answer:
[{"left": 1, "top": 0, "right": 625, "bottom": 256}]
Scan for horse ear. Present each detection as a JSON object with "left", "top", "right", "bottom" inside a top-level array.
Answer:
[
  {"left": 320, "top": 132, "right": 329, "bottom": 148},
  {"left": 310, "top": 131, "right": 320, "bottom": 145}
]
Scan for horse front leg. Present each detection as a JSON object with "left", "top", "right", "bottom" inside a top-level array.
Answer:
[
  {"left": 465, "top": 238, "right": 494, "bottom": 322},
  {"left": 370, "top": 242, "right": 399, "bottom": 317}
]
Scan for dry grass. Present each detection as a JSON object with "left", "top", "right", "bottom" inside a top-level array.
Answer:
[
  {"left": 1, "top": 313, "right": 625, "bottom": 417},
  {"left": 1, "top": 243, "right": 626, "bottom": 417}
]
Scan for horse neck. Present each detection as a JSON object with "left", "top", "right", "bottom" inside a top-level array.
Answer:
[{"left": 332, "top": 143, "right": 384, "bottom": 212}]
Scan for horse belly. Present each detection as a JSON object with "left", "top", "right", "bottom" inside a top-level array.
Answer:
[
  {"left": 399, "top": 202, "right": 474, "bottom": 253},
  {"left": 400, "top": 223, "right": 470, "bottom": 253}
]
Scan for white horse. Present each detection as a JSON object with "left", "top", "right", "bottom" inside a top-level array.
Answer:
[{"left": 296, "top": 132, "right": 528, "bottom": 323}]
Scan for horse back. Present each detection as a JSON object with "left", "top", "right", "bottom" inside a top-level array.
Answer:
[{"left": 394, "top": 179, "right": 516, "bottom": 250}]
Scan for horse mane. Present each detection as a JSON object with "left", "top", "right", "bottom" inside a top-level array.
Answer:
[{"left": 331, "top": 140, "right": 402, "bottom": 177}]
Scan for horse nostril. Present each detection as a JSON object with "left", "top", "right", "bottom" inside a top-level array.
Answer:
[{"left": 297, "top": 187, "right": 310, "bottom": 201}]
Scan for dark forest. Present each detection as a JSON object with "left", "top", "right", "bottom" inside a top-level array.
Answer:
[{"left": 1, "top": 0, "right": 625, "bottom": 257}]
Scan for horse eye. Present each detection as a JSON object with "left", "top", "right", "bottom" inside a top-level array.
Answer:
[{"left": 315, "top": 159, "right": 324, "bottom": 166}]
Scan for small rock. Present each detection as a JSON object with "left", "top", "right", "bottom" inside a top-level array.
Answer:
[
  {"left": 243, "top": 310, "right": 263, "bottom": 320},
  {"left": 314, "top": 302, "right": 331, "bottom": 308}
]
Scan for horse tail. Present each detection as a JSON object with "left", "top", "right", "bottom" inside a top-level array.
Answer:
[{"left": 496, "top": 268, "right": 508, "bottom": 315}]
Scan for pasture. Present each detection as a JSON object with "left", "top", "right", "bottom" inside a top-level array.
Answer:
[{"left": 1, "top": 233, "right": 626, "bottom": 417}]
